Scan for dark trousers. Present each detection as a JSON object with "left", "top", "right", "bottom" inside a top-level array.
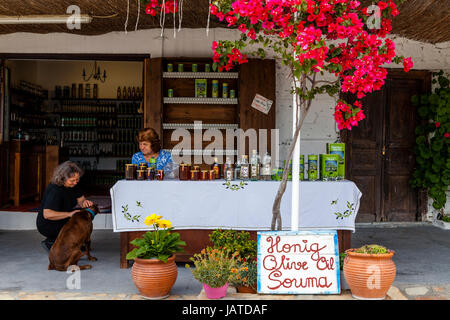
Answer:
[{"left": 36, "top": 216, "right": 68, "bottom": 241}]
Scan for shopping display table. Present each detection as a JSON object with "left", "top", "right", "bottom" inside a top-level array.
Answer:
[{"left": 110, "top": 179, "right": 362, "bottom": 268}]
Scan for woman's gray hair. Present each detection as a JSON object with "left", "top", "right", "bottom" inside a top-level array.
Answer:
[{"left": 50, "top": 161, "right": 84, "bottom": 186}]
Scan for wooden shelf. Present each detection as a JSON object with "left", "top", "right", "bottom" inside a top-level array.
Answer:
[
  {"left": 163, "top": 72, "right": 239, "bottom": 79},
  {"left": 54, "top": 98, "right": 142, "bottom": 102},
  {"left": 163, "top": 97, "right": 238, "bottom": 105}
]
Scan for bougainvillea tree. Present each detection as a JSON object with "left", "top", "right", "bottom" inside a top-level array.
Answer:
[{"left": 144, "top": 0, "right": 413, "bottom": 230}]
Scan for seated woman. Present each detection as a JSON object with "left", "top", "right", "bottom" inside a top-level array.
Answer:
[
  {"left": 131, "top": 127, "right": 174, "bottom": 175},
  {"left": 36, "top": 161, "right": 93, "bottom": 252}
]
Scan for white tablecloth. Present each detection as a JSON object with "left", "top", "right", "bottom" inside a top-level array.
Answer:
[{"left": 110, "top": 179, "right": 362, "bottom": 232}]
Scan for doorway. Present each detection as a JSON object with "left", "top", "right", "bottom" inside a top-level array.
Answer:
[
  {"left": 0, "top": 53, "right": 149, "bottom": 209},
  {"left": 342, "top": 69, "right": 431, "bottom": 222}
]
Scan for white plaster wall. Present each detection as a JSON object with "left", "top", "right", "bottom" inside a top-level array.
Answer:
[{"left": 0, "top": 29, "right": 449, "bottom": 222}]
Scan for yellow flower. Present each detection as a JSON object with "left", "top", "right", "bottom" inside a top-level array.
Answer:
[
  {"left": 144, "top": 213, "right": 162, "bottom": 226},
  {"left": 157, "top": 219, "right": 172, "bottom": 229}
]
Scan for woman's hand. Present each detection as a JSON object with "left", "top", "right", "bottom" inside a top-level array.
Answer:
[{"left": 81, "top": 199, "right": 94, "bottom": 208}]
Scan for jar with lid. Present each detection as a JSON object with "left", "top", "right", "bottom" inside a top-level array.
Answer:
[
  {"left": 156, "top": 169, "right": 164, "bottom": 181},
  {"left": 179, "top": 163, "right": 191, "bottom": 180},
  {"left": 147, "top": 167, "right": 155, "bottom": 180},
  {"left": 190, "top": 170, "right": 200, "bottom": 180},
  {"left": 137, "top": 170, "right": 146, "bottom": 180},
  {"left": 125, "top": 164, "right": 137, "bottom": 180},
  {"left": 200, "top": 170, "right": 209, "bottom": 180}
]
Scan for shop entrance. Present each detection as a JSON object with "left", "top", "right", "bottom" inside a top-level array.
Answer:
[
  {"left": 343, "top": 70, "right": 431, "bottom": 222},
  {"left": 0, "top": 54, "right": 149, "bottom": 208}
]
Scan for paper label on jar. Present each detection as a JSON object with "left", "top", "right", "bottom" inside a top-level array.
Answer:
[{"left": 226, "top": 170, "right": 233, "bottom": 181}]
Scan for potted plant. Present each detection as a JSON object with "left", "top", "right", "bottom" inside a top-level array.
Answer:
[
  {"left": 126, "top": 214, "right": 186, "bottom": 299},
  {"left": 343, "top": 244, "right": 396, "bottom": 300},
  {"left": 186, "top": 247, "right": 239, "bottom": 299},
  {"left": 231, "top": 259, "right": 258, "bottom": 293},
  {"left": 209, "top": 229, "right": 258, "bottom": 293}
]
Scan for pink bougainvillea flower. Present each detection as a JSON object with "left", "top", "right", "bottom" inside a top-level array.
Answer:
[
  {"left": 445, "top": 133, "right": 450, "bottom": 138},
  {"left": 403, "top": 57, "right": 413, "bottom": 72},
  {"left": 238, "top": 23, "right": 247, "bottom": 33},
  {"left": 435, "top": 122, "right": 441, "bottom": 128}
]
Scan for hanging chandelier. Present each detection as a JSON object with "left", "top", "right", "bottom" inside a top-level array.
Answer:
[{"left": 82, "top": 61, "right": 107, "bottom": 83}]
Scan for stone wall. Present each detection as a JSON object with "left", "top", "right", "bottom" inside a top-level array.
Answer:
[{"left": 0, "top": 29, "right": 449, "bottom": 221}]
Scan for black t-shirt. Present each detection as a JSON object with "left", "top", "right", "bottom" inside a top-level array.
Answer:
[{"left": 36, "top": 183, "right": 84, "bottom": 229}]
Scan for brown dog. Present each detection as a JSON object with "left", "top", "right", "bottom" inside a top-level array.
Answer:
[{"left": 48, "top": 205, "right": 98, "bottom": 271}]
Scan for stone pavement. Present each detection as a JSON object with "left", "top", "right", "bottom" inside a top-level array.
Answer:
[
  {"left": 0, "top": 284, "right": 448, "bottom": 300},
  {"left": 1, "top": 225, "right": 449, "bottom": 301}
]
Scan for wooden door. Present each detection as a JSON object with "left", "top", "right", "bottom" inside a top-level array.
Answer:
[{"left": 343, "top": 70, "right": 431, "bottom": 222}]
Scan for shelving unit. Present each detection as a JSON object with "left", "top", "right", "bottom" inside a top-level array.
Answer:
[
  {"left": 52, "top": 98, "right": 144, "bottom": 193},
  {"left": 163, "top": 72, "right": 239, "bottom": 79},
  {"left": 144, "top": 57, "right": 276, "bottom": 170},
  {"left": 158, "top": 58, "right": 241, "bottom": 167}
]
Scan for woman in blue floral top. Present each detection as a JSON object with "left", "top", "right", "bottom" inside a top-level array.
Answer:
[{"left": 131, "top": 128, "right": 174, "bottom": 175}]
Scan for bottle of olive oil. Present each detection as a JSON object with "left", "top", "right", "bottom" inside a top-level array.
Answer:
[
  {"left": 240, "top": 155, "right": 250, "bottom": 181},
  {"left": 250, "top": 149, "right": 260, "bottom": 181}
]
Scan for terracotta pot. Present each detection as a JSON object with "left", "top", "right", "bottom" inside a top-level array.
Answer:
[
  {"left": 343, "top": 250, "right": 396, "bottom": 300},
  {"left": 236, "top": 284, "right": 257, "bottom": 294},
  {"left": 131, "top": 255, "right": 178, "bottom": 299},
  {"left": 203, "top": 283, "right": 228, "bottom": 299}
]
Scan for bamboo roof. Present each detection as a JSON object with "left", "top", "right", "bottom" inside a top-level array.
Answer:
[{"left": 0, "top": 0, "right": 448, "bottom": 44}]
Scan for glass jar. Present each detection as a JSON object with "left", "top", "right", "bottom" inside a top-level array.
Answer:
[
  {"left": 147, "top": 167, "right": 155, "bottom": 180},
  {"left": 190, "top": 170, "right": 200, "bottom": 180},
  {"left": 209, "top": 170, "right": 215, "bottom": 180},
  {"left": 125, "top": 164, "right": 137, "bottom": 180},
  {"left": 200, "top": 170, "right": 209, "bottom": 180},
  {"left": 179, "top": 164, "right": 191, "bottom": 180},
  {"left": 136, "top": 170, "right": 146, "bottom": 180},
  {"left": 156, "top": 169, "right": 164, "bottom": 181}
]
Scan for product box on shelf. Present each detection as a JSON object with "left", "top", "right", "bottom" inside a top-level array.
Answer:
[{"left": 195, "top": 79, "right": 207, "bottom": 98}]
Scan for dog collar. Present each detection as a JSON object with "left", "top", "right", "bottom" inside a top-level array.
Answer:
[{"left": 85, "top": 208, "right": 96, "bottom": 219}]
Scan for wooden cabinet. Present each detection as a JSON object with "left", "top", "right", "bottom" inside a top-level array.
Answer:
[
  {"left": 144, "top": 57, "right": 276, "bottom": 166},
  {"left": 8, "top": 141, "right": 59, "bottom": 206}
]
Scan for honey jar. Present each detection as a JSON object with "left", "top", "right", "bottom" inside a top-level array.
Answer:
[
  {"left": 209, "top": 170, "right": 215, "bottom": 180},
  {"left": 156, "top": 169, "right": 164, "bottom": 181},
  {"left": 200, "top": 170, "right": 209, "bottom": 180},
  {"left": 125, "top": 164, "right": 137, "bottom": 180},
  {"left": 179, "top": 163, "right": 191, "bottom": 180},
  {"left": 190, "top": 170, "right": 200, "bottom": 180},
  {"left": 137, "top": 170, "right": 146, "bottom": 180},
  {"left": 147, "top": 167, "right": 155, "bottom": 180}
]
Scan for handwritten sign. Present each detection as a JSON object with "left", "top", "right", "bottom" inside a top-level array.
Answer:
[
  {"left": 257, "top": 230, "right": 340, "bottom": 295},
  {"left": 251, "top": 94, "right": 273, "bottom": 115}
]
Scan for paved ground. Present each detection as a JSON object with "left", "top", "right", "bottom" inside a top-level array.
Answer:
[{"left": 0, "top": 224, "right": 449, "bottom": 300}]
